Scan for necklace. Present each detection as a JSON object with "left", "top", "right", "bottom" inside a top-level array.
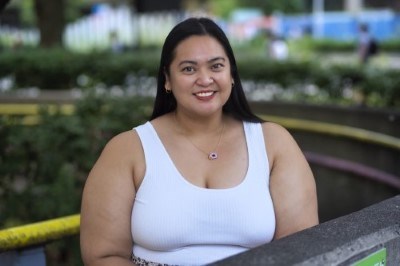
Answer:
[{"left": 174, "top": 114, "right": 225, "bottom": 160}]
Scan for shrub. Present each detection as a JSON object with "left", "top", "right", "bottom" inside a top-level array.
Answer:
[
  {"left": 0, "top": 92, "right": 153, "bottom": 264},
  {"left": 0, "top": 48, "right": 160, "bottom": 90},
  {"left": 0, "top": 92, "right": 153, "bottom": 228},
  {"left": 1, "top": 47, "right": 399, "bottom": 108}
]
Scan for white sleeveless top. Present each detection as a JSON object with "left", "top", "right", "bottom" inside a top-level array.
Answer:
[{"left": 131, "top": 121, "right": 275, "bottom": 265}]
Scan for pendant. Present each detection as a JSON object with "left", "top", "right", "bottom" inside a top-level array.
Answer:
[{"left": 208, "top": 152, "right": 218, "bottom": 160}]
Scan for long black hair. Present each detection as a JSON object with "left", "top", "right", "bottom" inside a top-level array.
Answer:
[{"left": 150, "top": 17, "right": 263, "bottom": 123}]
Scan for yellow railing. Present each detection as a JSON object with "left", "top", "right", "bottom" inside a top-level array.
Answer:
[
  {"left": 260, "top": 115, "right": 400, "bottom": 151},
  {"left": 0, "top": 103, "right": 75, "bottom": 126},
  {"left": 1, "top": 103, "right": 399, "bottom": 151},
  {"left": 0, "top": 214, "right": 80, "bottom": 251}
]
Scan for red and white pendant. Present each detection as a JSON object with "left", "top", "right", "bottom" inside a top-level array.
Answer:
[{"left": 208, "top": 152, "right": 218, "bottom": 160}]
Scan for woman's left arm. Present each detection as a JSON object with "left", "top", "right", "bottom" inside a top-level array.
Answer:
[{"left": 263, "top": 122, "right": 319, "bottom": 240}]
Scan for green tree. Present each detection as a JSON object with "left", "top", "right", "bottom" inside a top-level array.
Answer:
[
  {"left": 0, "top": 0, "right": 11, "bottom": 12},
  {"left": 34, "top": 0, "right": 66, "bottom": 48},
  {"left": 209, "top": 0, "right": 307, "bottom": 19},
  {"left": 209, "top": 0, "right": 240, "bottom": 19},
  {"left": 237, "top": 0, "right": 306, "bottom": 15},
  {"left": 10, "top": 0, "right": 85, "bottom": 48}
]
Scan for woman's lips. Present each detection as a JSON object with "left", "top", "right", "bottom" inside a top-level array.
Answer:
[
  {"left": 195, "top": 91, "right": 214, "bottom": 97},
  {"left": 194, "top": 91, "right": 216, "bottom": 100}
]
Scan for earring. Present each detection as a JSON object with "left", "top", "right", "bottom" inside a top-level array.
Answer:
[
  {"left": 232, "top": 83, "right": 235, "bottom": 88},
  {"left": 165, "top": 87, "right": 172, "bottom": 94}
]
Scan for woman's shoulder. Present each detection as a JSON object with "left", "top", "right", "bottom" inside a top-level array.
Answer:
[
  {"left": 241, "top": 120, "right": 291, "bottom": 140},
  {"left": 102, "top": 128, "right": 143, "bottom": 159},
  {"left": 260, "top": 121, "right": 299, "bottom": 154},
  {"left": 260, "top": 121, "right": 292, "bottom": 138},
  {"left": 93, "top": 128, "right": 146, "bottom": 186}
]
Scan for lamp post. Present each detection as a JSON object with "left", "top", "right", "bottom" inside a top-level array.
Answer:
[{"left": 312, "top": 0, "right": 324, "bottom": 39}]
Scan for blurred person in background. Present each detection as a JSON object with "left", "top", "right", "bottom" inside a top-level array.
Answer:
[
  {"left": 268, "top": 33, "right": 289, "bottom": 61},
  {"left": 80, "top": 17, "right": 318, "bottom": 266},
  {"left": 358, "top": 23, "right": 377, "bottom": 65},
  {"left": 109, "top": 30, "right": 124, "bottom": 54}
]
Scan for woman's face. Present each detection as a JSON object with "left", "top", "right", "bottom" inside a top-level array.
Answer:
[{"left": 165, "top": 35, "right": 233, "bottom": 117}]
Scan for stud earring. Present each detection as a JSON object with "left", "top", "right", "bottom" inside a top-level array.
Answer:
[{"left": 165, "top": 87, "right": 172, "bottom": 94}]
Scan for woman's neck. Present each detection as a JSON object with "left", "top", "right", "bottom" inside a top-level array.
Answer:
[{"left": 173, "top": 110, "right": 225, "bottom": 136}]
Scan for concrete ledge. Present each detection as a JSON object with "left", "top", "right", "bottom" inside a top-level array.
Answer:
[
  {"left": 0, "top": 246, "right": 46, "bottom": 266},
  {"left": 212, "top": 195, "right": 400, "bottom": 265}
]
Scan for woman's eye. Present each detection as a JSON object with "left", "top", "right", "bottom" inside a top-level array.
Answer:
[
  {"left": 212, "top": 63, "right": 224, "bottom": 70},
  {"left": 182, "top": 66, "right": 195, "bottom": 72}
]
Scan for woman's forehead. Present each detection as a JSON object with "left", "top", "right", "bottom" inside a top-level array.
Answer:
[{"left": 172, "top": 35, "right": 227, "bottom": 63}]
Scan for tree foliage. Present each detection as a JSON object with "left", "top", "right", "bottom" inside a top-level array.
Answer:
[
  {"left": 209, "top": 0, "right": 307, "bottom": 17},
  {"left": 209, "top": 0, "right": 240, "bottom": 19},
  {"left": 236, "top": 0, "right": 306, "bottom": 15}
]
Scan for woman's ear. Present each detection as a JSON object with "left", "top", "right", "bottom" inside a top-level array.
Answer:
[
  {"left": 164, "top": 78, "right": 170, "bottom": 91},
  {"left": 164, "top": 69, "right": 171, "bottom": 90}
]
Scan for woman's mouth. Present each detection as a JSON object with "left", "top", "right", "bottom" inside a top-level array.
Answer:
[
  {"left": 194, "top": 91, "right": 216, "bottom": 101},
  {"left": 195, "top": 91, "right": 215, "bottom": 97}
]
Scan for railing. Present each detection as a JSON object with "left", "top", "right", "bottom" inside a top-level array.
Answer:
[
  {"left": 0, "top": 215, "right": 80, "bottom": 251},
  {"left": 260, "top": 114, "right": 400, "bottom": 190},
  {"left": 1, "top": 103, "right": 399, "bottom": 189},
  {"left": 1, "top": 103, "right": 399, "bottom": 187},
  {"left": 1, "top": 103, "right": 399, "bottom": 150},
  {"left": 260, "top": 114, "right": 400, "bottom": 151},
  {"left": 0, "top": 103, "right": 75, "bottom": 125},
  {"left": 0, "top": 215, "right": 80, "bottom": 265},
  {"left": 1, "top": 103, "right": 399, "bottom": 264}
]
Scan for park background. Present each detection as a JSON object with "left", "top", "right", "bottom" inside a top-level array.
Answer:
[{"left": 0, "top": 0, "right": 399, "bottom": 265}]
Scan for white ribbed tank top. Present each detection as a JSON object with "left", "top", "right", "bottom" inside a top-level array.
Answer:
[{"left": 131, "top": 121, "right": 275, "bottom": 265}]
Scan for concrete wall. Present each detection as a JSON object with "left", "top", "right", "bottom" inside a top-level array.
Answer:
[
  {"left": 0, "top": 246, "right": 45, "bottom": 266},
  {"left": 212, "top": 195, "right": 400, "bottom": 266}
]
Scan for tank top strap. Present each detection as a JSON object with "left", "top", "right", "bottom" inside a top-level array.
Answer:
[
  {"left": 243, "top": 122, "right": 270, "bottom": 185},
  {"left": 133, "top": 122, "right": 170, "bottom": 177}
]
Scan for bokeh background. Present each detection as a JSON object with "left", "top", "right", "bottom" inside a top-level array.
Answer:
[{"left": 0, "top": 1, "right": 399, "bottom": 265}]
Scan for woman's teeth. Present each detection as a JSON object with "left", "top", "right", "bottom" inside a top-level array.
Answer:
[{"left": 196, "top": 91, "right": 214, "bottom": 97}]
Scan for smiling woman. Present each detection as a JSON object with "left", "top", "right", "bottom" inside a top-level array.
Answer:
[
  {"left": 80, "top": 17, "right": 318, "bottom": 266},
  {"left": 164, "top": 35, "right": 233, "bottom": 118}
]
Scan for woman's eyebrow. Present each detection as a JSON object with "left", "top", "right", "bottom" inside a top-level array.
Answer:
[
  {"left": 178, "top": 60, "right": 197, "bottom": 66},
  {"left": 209, "top": 57, "right": 226, "bottom": 63}
]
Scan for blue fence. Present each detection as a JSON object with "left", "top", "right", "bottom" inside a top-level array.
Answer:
[
  {"left": 278, "top": 10, "right": 400, "bottom": 41},
  {"left": 1, "top": 8, "right": 399, "bottom": 52}
]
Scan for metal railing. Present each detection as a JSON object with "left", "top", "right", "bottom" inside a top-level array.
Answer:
[
  {"left": 0, "top": 215, "right": 80, "bottom": 252},
  {"left": 260, "top": 114, "right": 400, "bottom": 151},
  {"left": 1, "top": 103, "right": 399, "bottom": 150}
]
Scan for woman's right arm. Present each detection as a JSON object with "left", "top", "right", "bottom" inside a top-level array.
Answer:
[{"left": 80, "top": 131, "right": 139, "bottom": 265}]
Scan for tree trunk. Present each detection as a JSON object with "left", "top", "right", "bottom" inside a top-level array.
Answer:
[
  {"left": 0, "top": 0, "right": 12, "bottom": 12},
  {"left": 34, "top": 0, "right": 65, "bottom": 48}
]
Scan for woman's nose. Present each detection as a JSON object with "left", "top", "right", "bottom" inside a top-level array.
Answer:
[{"left": 196, "top": 71, "right": 214, "bottom": 86}]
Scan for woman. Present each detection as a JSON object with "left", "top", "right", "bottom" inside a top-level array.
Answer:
[{"left": 80, "top": 17, "right": 318, "bottom": 266}]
